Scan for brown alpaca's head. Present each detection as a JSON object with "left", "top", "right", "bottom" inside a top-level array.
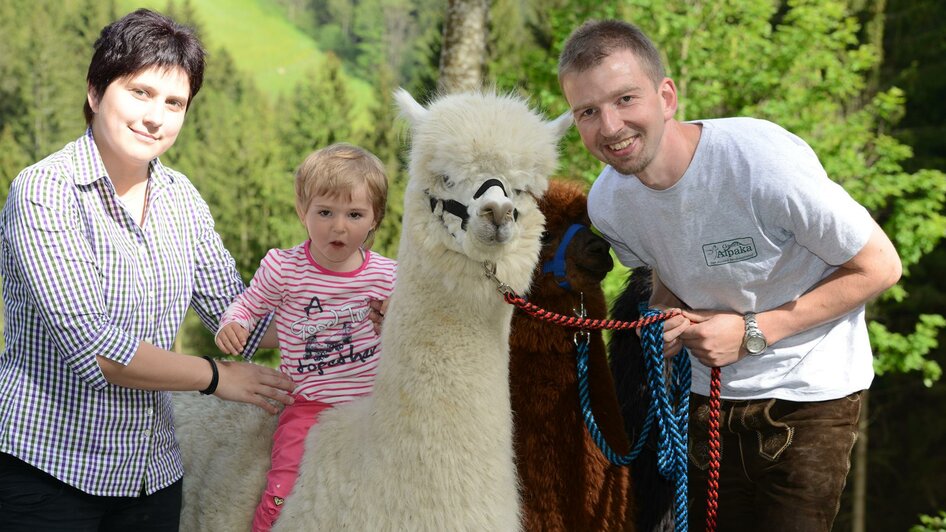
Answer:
[{"left": 534, "top": 180, "right": 613, "bottom": 306}]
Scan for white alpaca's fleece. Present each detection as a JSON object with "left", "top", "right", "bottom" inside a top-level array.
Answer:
[{"left": 174, "top": 89, "right": 571, "bottom": 532}]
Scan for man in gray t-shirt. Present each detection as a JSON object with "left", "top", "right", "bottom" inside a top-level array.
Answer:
[{"left": 558, "top": 19, "right": 902, "bottom": 532}]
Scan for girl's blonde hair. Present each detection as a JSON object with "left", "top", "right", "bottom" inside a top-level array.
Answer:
[{"left": 294, "top": 143, "right": 389, "bottom": 230}]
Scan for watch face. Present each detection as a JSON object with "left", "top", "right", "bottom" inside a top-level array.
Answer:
[{"left": 746, "top": 335, "right": 767, "bottom": 354}]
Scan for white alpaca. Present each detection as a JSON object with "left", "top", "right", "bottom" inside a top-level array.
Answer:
[{"left": 173, "top": 89, "right": 570, "bottom": 531}]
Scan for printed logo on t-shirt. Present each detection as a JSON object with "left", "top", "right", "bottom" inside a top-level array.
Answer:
[
  {"left": 702, "top": 237, "right": 757, "bottom": 266},
  {"left": 290, "top": 295, "right": 378, "bottom": 375}
]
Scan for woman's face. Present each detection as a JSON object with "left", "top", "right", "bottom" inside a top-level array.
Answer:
[{"left": 88, "top": 65, "right": 190, "bottom": 180}]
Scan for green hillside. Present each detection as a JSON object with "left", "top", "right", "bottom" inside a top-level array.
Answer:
[{"left": 118, "top": 0, "right": 374, "bottom": 121}]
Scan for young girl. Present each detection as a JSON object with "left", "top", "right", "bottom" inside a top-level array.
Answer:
[{"left": 215, "top": 143, "right": 397, "bottom": 531}]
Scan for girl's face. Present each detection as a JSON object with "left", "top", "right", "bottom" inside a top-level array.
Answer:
[
  {"left": 299, "top": 183, "right": 377, "bottom": 272},
  {"left": 88, "top": 65, "right": 190, "bottom": 180}
]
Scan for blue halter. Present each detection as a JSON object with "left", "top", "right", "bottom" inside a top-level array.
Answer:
[{"left": 541, "top": 223, "right": 585, "bottom": 291}]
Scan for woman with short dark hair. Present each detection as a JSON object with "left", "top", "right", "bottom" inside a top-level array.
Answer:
[{"left": 0, "top": 9, "right": 294, "bottom": 530}]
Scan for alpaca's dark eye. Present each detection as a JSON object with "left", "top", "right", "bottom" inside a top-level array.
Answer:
[
  {"left": 540, "top": 231, "right": 552, "bottom": 245},
  {"left": 439, "top": 174, "right": 454, "bottom": 189}
]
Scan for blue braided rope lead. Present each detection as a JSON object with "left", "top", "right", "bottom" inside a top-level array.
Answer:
[
  {"left": 575, "top": 309, "right": 691, "bottom": 531},
  {"left": 640, "top": 308, "right": 691, "bottom": 532},
  {"left": 576, "top": 339, "right": 654, "bottom": 465}
]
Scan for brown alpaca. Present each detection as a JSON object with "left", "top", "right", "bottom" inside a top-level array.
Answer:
[{"left": 510, "top": 180, "right": 636, "bottom": 531}]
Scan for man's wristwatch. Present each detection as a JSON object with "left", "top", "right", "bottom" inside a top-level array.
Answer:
[{"left": 743, "top": 312, "right": 767, "bottom": 355}]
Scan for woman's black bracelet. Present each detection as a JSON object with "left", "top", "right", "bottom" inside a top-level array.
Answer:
[{"left": 199, "top": 355, "right": 219, "bottom": 395}]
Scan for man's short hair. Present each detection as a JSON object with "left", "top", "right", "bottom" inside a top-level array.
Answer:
[
  {"left": 558, "top": 19, "right": 666, "bottom": 88},
  {"left": 84, "top": 9, "right": 206, "bottom": 125}
]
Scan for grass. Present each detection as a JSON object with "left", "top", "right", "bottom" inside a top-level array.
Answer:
[{"left": 117, "top": 0, "right": 374, "bottom": 122}]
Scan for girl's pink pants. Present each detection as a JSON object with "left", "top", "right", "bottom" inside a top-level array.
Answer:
[{"left": 252, "top": 398, "right": 332, "bottom": 532}]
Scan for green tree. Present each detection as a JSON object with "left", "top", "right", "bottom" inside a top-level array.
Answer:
[
  {"left": 911, "top": 511, "right": 946, "bottom": 532},
  {"left": 277, "top": 53, "right": 360, "bottom": 166},
  {"left": 861, "top": 0, "right": 946, "bottom": 528},
  {"left": 0, "top": 0, "right": 98, "bottom": 162},
  {"left": 167, "top": 49, "right": 300, "bottom": 277},
  {"left": 363, "top": 64, "right": 408, "bottom": 259},
  {"left": 160, "top": 45, "right": 300, "bottom": 361},
  {"left": 0, "top": 125, "right": 29, "bottom": 206}
]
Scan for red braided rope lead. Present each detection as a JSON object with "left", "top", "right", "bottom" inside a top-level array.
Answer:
[
  {"left": 705, "top": 366, "right": 722, "bottom": 532},
  {"left": 502, "top": 292, "right": 681, "bottom": 330}
]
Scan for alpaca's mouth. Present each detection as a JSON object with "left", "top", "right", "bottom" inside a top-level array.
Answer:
[
  {"left": 473, "top": 220, "right": 516, "bottom": 245},
  {"left": 581, "top": 237, "right": 613, "bottom": 274}
]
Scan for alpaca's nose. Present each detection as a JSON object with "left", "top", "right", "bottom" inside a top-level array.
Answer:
[
  {"left": 480, "top": 199, "right": 514, "bottom": 225},
  {"left": 476, "top": 184, "right": 514, "bottom": 226}
]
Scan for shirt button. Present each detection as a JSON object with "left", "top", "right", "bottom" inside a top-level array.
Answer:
[
  {"left": 149, "top": 291, "right": 156, "bottom": 298},
  {"left": 143, "top": 429, "right": 152, "bottom": 438},
  {"left": 147, "top": 408, "right": 154, "bottom": 416}
]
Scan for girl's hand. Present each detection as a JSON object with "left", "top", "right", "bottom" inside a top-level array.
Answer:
[{"left": 215, "top": 322, "right": 250, "bottom": 355}]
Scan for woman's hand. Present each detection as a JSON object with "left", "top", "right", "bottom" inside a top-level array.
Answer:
[
  {"left": 367, "top": 298, "right": 389, "bottom": 336},
  {"left": 98, "top": 344, "right": 295, "bottom": 415},
  {"left": 213, "top": 360, "right": 295, "bottom": 415}
]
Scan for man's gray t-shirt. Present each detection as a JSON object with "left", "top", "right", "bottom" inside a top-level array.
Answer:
[{"left": 588, "top": 117, "right": 875, "bottom": 400}]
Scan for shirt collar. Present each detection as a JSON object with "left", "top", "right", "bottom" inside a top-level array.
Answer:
[{"left": 73, "top": 127, "right": 177, "bottom": 189}]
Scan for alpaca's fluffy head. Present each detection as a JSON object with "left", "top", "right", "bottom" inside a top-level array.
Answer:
[{"left": 394, "top": 89, "right": 571, "bottom": 284}]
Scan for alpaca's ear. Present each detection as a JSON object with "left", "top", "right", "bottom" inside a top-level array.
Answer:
[
  {"left": 547, "top": 110, "right": 573, "bottom": 140},
  {"left": 394, "top": 88, "right": 427, "bottom": 128}
]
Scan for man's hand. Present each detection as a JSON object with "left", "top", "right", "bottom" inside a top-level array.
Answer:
[
  {"left": 215, "top": 322, "right": 249, "bottom": 355},
  {"left": 638, "top": 307, "right": 690, "bottom": 359},
  {"left": 679, "top": 309, "right": 746, "bottom": 367},
  {"left": 645, "top": 274, "right": 691, "bottom": 358}
]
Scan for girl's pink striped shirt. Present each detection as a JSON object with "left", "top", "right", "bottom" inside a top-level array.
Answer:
[{"left": 220, "top": 241, "right": 396, "bottom": 403}]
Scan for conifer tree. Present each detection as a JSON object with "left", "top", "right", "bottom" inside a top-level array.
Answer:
[
  {"left": 166, "top": 48, "right": 299, "bottom": 278},
  {"left": 0, "top": 125, "right": 29, "bottom": 206},
  {"left": 0, "top": 0, "right": 88, "bottom": 160},
  {"left": 278, "top": 53, "right": 359, "bottom": 165},
  {"left": 363, "top": 64, "right": 407, "bottom": 259}
]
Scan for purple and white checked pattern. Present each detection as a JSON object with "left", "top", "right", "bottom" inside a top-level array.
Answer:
[{"left": 0, "top": 129, "right": 266, "bottom": 496}]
